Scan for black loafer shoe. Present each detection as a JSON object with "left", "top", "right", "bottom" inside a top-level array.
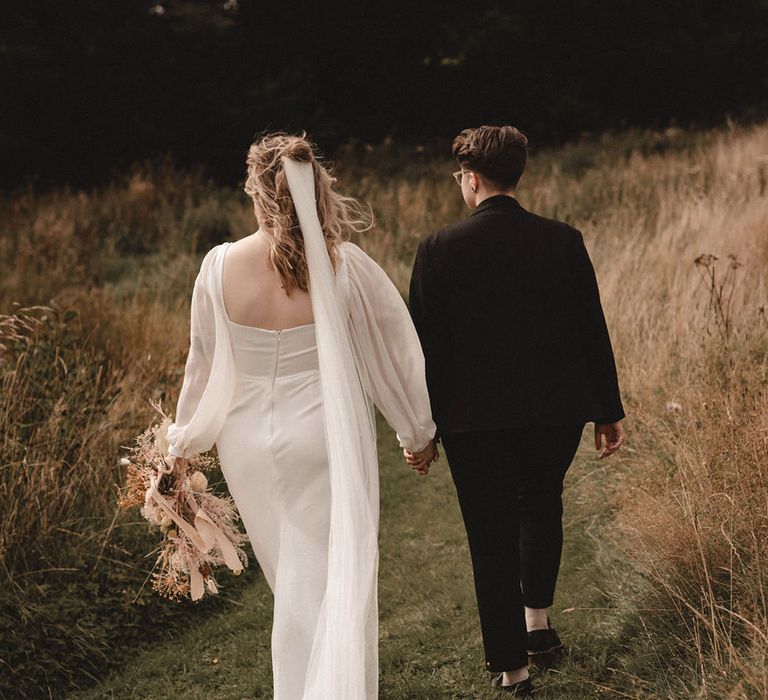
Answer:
[
  {"left": 491, "top": 673, "right": 535, "bottom": 696},
  {"left": 527, "top": 616, "right": 565, "bottom": 669}
]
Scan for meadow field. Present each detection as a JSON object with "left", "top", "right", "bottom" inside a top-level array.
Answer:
[{"left": 1, "top": 122, "right": 766, "bottom": 699}]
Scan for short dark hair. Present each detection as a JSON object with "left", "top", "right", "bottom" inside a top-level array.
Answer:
[{"left": 451, "top": 125, "right": 528, "bottom": 188}]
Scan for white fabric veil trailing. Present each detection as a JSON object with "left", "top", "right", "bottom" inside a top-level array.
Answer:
[{"left": 282, "top": 157, "right": 381, "bottom": 700}]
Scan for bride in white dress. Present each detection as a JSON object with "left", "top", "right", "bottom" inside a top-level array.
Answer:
[{"left": 164, "top": 133, "right": 437, "bottom": 699}]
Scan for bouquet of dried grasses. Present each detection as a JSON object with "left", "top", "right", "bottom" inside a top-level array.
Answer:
[{"left": 118, "top": 400, "right": 248, "bottom": 601}]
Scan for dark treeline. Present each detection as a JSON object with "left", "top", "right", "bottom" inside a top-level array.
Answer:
[{"left": 2, "top": 0, "right": 767, "bottom": 188}]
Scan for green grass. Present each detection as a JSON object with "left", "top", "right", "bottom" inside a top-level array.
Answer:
[{"left": 71, "top": 418, "right": 646, "bottom": 700}]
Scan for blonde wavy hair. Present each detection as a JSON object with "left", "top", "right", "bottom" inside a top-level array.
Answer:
[{"left": 243, "top": 132, "right": 373, "bottom": 294}]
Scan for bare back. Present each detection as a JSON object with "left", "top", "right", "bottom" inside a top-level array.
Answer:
[{"left": 221, "top": 232, "right": 315, "bottom": 331}]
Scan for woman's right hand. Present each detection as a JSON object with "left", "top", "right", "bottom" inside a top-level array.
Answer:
[{"left": 174, "top": 456, "right": 189, "bottom": 479}]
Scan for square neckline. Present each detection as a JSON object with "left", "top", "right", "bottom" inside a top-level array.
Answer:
[{"left": 219, "top": 241, "right": 316, "bottom": 334}]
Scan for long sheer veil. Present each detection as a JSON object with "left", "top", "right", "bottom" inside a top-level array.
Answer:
[{"left": 282, "top": 157, "right": 380, "bottom": 699}]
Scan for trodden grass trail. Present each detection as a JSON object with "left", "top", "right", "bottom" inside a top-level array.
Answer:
[{"left": 72, "top": 417, "right": 640, "bottom": 700}]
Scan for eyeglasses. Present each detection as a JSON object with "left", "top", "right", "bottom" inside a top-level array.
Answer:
[{"left": 452, "top": 170, "right": 468, "bottom": 185}]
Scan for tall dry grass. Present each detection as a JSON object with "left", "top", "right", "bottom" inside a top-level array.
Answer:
[
  {"left": 584, "top": 132, "right": 768, "bottom": 697},
  {"left": 0, "top": 123, "right": 766, "bottom": 696},
  {"left": 0, "top": 163, "right": 260, "bottom": 696}
]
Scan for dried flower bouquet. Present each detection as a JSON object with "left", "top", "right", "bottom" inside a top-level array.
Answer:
[{"left": 118, "top": 400, "right": 248, "bottom": 601}]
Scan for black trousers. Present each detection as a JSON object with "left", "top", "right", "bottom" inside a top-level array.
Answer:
[{"left": 441, "top": 423, "right": 585, "bottom": 672}]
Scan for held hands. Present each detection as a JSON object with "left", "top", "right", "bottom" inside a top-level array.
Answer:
[
  {"left": 403, "top": 439, "right": 439, "bottom": 476},
  {"left": 595, "top": 420, "right": 624, "bottom": 459}
]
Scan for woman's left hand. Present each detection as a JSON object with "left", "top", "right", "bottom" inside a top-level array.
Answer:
[{"left": 404, "top": 439, "right": 439, "bottom": 475}]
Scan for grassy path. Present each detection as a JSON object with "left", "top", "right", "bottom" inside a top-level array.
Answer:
[{"left": 72, "top": 420, "right": 639, "bottom": 699}]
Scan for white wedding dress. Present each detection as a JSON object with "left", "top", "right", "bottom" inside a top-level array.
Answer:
[{"left": 166, "top": 232, "right": 435, "bottom": 699}]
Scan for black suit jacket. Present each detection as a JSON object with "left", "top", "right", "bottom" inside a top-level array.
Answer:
[{"left": 408, "top": 194, "right": 625, "bottom": 438}]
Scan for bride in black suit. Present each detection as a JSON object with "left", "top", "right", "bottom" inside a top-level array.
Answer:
[{"left": 406, "top": 125, "right": 625, "bottom": 696}]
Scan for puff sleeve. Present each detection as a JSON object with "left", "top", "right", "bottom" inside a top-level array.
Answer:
[
  {"left": 166, "top": 246, "right": 236, "bottom": 458},
  {"left": 339, "top": 241, "right": 437, "bottom": 453}
]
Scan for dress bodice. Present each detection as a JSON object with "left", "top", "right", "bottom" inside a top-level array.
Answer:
[{"left": 226, "top": 321, "right": 318, "bottom": 380}]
